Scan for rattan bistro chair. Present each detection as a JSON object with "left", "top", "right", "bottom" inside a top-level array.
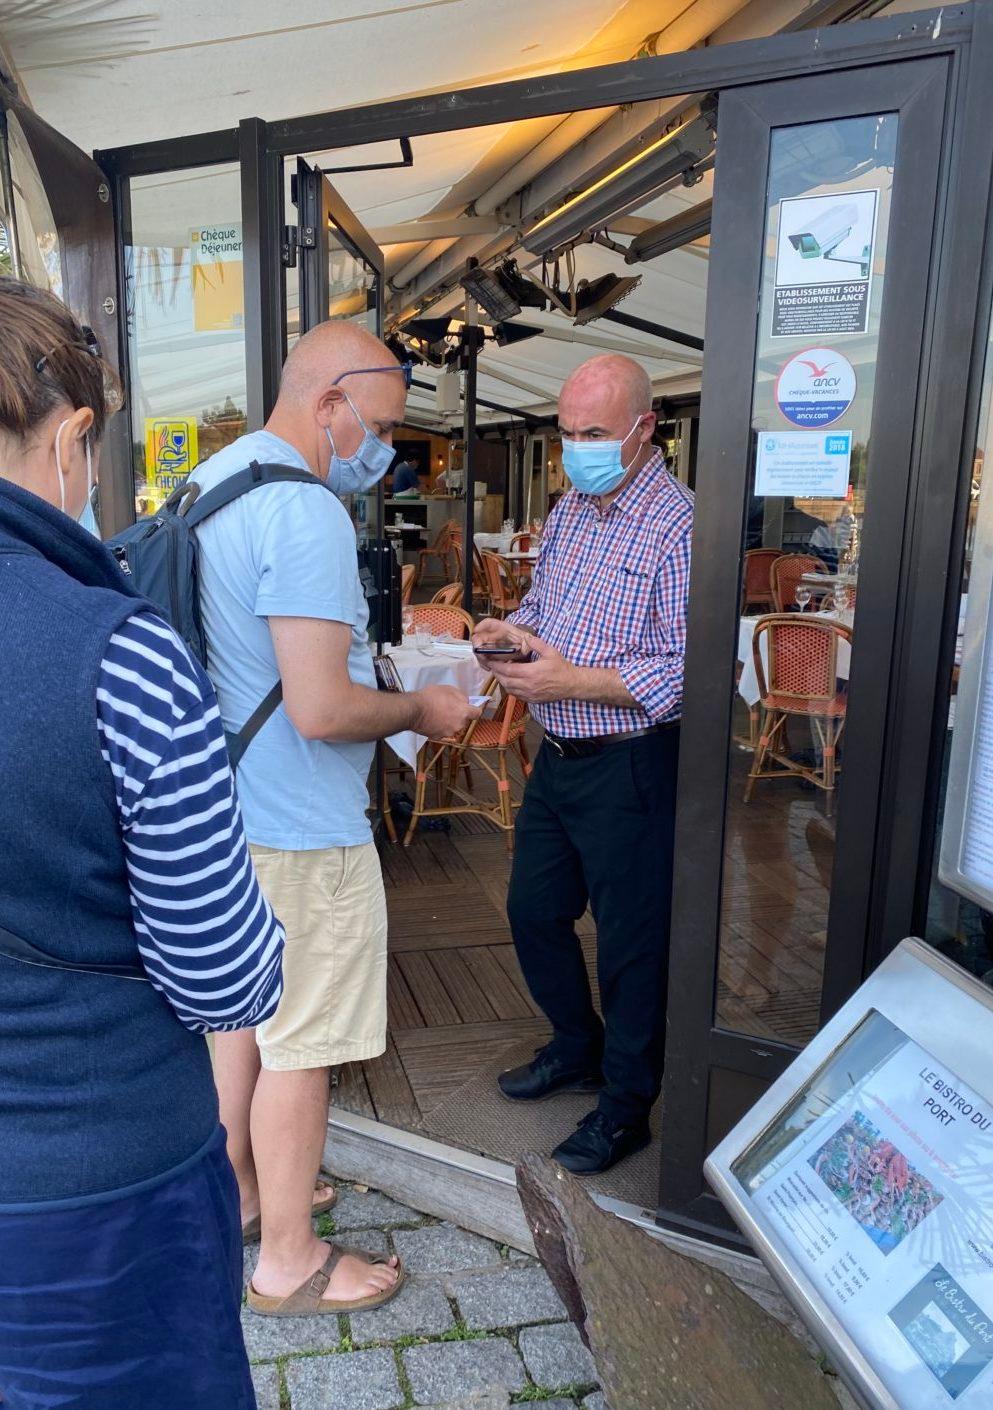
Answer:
[
  {"left": 416, "top": 519, "right": 458, "bottom": 584},
  {"left": 401, "top": 562, "right": 415, "bottom": 605},
  {"left": 451, "top": 541, "right": 489, "bottom": 605},
  {"left": 431, "top": 581, "right": 466, "bottom": 607},
  {"left": 744, "top": 613, "right": 852, "bottom": 816},
  {"left": 742, "top": 548, "right": 780, "bottom": 613},
  {"left": 770, "top": 553, "right": 829, "bottom": 611},
  {"left": 480, "top": 551, "right": 522, "bottom": 617},
  {"left": 408, "top": 602, "right": 475, "bottom": 639},
  {"left": 403, "top": 682, "right": 532, "bottom": 853}
]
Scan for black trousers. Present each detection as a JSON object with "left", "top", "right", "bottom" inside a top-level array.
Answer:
[{"left": 507, "top": 728, "right": 679, "bottom": 1124}]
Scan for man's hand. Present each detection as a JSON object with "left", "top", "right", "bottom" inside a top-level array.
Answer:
[
  {"left": 411, "top": 685, "right": 481, "bottom": 741},
  {"left": 471, "top": 617, "right": 529, "bottom": 649},
  {"left": 487, "top": 634, "right": 579, "bottom": 705}
]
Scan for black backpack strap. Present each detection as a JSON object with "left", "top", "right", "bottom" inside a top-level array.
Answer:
[
  {"left": 0, "top": 923, "right": 148, "bottom": 981},
  {"left": 226, "top": 680, "right": 285, "bottom": 771},
  {"left": 178, "top": 460, "right": 331, "bottom": 766},
  {"left": 183, "top": 461, "right": 330, "bottom": 528}
]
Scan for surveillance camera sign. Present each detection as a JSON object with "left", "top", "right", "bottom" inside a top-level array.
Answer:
[
  {"left": 771, "top": 190, "right": 879, "bottom": 338},
  {"left": 777, "top": 347, "right": 857, "bottom": 428}
]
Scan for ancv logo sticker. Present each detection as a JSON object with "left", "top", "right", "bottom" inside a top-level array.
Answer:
[{"left": 776, "top": 346, "right": 857, "bottom": 429}]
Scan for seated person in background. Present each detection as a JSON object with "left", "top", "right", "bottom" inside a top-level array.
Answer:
[
  {"left": 810, "top": 503, "right": 855, "bottom": 574},
  {"left": 392, "top": 452, "right": 422, "bottom": 494}
]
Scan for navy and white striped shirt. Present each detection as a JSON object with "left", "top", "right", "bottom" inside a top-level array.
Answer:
[{"left": 95, "top": 611, "right": 284, "bottom": 1032}]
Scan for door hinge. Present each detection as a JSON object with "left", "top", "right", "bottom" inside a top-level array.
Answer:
[
  {"left": 282, "top": 225, "right": 299, "bottom": 267},
  {"left": 299, "top": 225, "right": 317, "bottom": 250}
]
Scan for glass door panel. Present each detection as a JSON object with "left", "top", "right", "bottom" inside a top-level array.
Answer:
[
  {"left": 718, "top": 113, "right": 897, "bottom": 1047},
  {"left": 661, "top": 55, "right": 951, "bottom": 1229},
  {"left": 124, "top": 163, "right": 247, "bottom": 517}
]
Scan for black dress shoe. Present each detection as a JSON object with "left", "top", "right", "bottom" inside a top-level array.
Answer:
[
  {"left": 552, "top": 1109, "right": 651, "bottom": 1175},
  {"left": 498, "top": 1044, "right": 603, "bottom": 1103}
]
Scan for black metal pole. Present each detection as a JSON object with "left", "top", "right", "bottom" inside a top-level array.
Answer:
[
  {"left": 601, "top": 307, "right": 704, "bottom": 352},
  {"left": 461, "top": 300, "right": 481, "bottom": 614}
]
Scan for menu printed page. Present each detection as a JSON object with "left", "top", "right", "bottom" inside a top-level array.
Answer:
[{"left": 749, "top": 1040, "right": 993, "bottom": 1407}]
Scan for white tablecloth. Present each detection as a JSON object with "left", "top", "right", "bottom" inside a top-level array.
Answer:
[
  {"left": 383, "top": 641, "right": 491, "bottom": 767},
  {"left": 737, "top": 612, "right": 852, "bottom": 707}
]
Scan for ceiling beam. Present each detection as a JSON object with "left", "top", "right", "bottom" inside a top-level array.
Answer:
[
  {"left": 372, "top": 215, "right": 502, "bottom": 245},
  {"left": 534, "top": 321, "right": 703, "bottom": 367}
]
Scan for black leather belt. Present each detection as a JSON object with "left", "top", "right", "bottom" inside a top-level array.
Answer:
[{"left": 543, "top": 722, "right": 678, "bottom": 759}]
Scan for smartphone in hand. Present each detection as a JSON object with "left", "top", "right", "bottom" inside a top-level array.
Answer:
[{"left": 472, "top": 642, "right": 530, "bottom": 664}]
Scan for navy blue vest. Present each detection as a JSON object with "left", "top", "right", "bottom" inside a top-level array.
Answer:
[{"left": 0, "top": 480, "right": 218, "bottom": 1205}]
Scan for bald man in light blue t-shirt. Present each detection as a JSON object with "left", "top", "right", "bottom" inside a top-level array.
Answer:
[{"left": 204, "top": 322, "right": 478, "bottom": 1319}]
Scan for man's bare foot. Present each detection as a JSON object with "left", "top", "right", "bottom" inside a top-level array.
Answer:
[
  {"left": 241, "top": 1182, "right": 337, "bottom": 1233},
  {"left": 252, "top": 1238, "right": 401, "bottom": 1303}
]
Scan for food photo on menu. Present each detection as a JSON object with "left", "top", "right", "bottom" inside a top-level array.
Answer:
[
  {"left": 809, "top": 1110, "right": 944, "bottom": 1256},
  {"left": 730, "top": 1012, "right": 993, "bottom": 1408}
]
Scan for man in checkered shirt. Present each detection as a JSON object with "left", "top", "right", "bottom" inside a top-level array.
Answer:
[{"left": 473, "top": 354, "right": 692, "bottom": 1176}]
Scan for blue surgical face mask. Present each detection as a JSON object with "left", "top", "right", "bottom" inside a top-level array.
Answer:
[
  {"left": 78, "top": 491, "right": 100, "bottom": 538},
  {"left": 561, "top": 416, "right": 643, "bottom": 496},
  {"left": 55, "top": 417, "right": 100, "bottom": 537},
  {"left": 324, "top": 391, "right": 396, "bottom": 496}
]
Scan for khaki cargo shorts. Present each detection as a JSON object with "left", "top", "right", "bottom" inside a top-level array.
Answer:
[{"left": 249, "top": 840, "right": 388, "bottom": 1071}]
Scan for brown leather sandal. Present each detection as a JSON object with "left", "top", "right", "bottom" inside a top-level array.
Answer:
[
  {"left": 246, "top": 1242, "right": 406, "bottom": 1316},
  {"left": 242, "top": 1181, "right": 338, "bottom": 1245}
]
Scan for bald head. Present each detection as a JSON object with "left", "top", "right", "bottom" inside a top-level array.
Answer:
[
  {"left": 267, "top": 319, "right": 407, "bottom": 476},
  {"left": 279, "top": 320, "right": 398, "bottom": 406},
  {"left": 560, "top": 354, "right": 652, "bottom": 424}
]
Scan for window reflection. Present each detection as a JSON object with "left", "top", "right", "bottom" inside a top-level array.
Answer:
[{"left": 126, "top": 165, "right": 247, "bottom": 516}]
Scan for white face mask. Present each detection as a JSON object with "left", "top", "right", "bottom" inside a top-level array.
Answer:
[{"left": 55, "top": 417, "right": 98, "bottom": 535}]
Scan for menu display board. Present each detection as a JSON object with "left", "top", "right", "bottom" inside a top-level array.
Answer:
[
  {"left": 736, "top": 1014, "right": 993, "bottom": 1407},
  {"left": 706, "top": 941, "right": 993, "bottom": 1410}
]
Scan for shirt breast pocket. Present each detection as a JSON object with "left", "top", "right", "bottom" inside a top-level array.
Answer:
[{"left": 601, "top": 563, "right": 657, "bottom": 651}]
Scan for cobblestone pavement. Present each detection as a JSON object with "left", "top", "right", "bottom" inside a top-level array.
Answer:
[{"left": 244, "top": 1180, "right": 605, "bottom": 1410}]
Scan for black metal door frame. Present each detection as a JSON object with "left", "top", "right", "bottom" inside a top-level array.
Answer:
[
  {"left": 0, "top": 81, "right": 127, "bottom": 532},
  {"left": 92, "top": 3, "right": 993, "bottom": 1242},
  {"left": 295, "top": 157, "right": 385, "bottom": 337}
]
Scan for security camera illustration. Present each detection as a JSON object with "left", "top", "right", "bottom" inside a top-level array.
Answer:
[{"left": 787, "top": 202, "right": 870, "bottom": 278}]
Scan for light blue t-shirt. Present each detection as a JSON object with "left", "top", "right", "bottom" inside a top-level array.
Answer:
[{"left": 191, "top": 430, "right": 376, "bottom": 849}]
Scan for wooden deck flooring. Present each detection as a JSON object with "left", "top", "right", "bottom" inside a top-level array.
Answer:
[{"left": 334, "top": 726, "right": 833, "bottom": 1137}]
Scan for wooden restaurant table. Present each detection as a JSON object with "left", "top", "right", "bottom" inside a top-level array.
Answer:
[{"left": 383, "top": 639, "right": 492, "bottom": 768}]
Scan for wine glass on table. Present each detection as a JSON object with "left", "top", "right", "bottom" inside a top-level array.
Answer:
[
  {"left": 833, "top": 585, "right": 850, "bottom": 617},
  {"left": 795, "top": 585, "right": 812, "bottom": 614}
]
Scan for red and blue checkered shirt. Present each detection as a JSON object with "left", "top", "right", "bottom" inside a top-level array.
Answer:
[{"left": 509, "top": 450, "right": 693, "bottom": 738}]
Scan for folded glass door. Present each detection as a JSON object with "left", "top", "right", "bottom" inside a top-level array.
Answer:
[{"left": 294, "top": 157, "right": 386, "bottom": 553}]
